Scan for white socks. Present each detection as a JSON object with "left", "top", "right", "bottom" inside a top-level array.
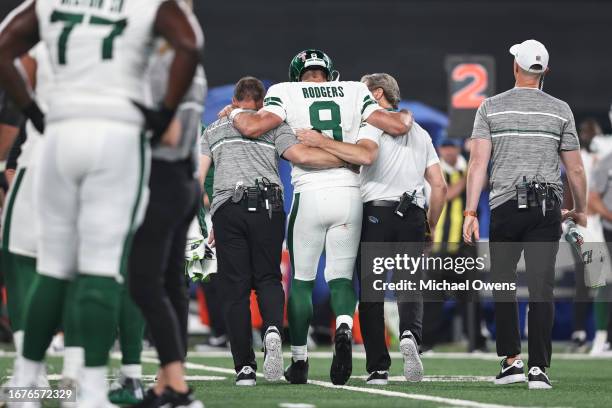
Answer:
[
  {"left": 291, "top": 345, "right": 307, "bottom": 362},
  {"left": 79, "top": 366, "right": 108, "bottom": 404},
  {"left": 120, "top": 364, "right": 142, "bottom": 380},
  {"left": 13, "top": 330, "right": 24, "bottom": 356},
  {"left": 336, "top": 315, "right": 353, "bottom": 330},
  {"left": 62, "top": 347, "right": 84, "bottom": 381},
  {"left": 13, "top": 357, "right": 43, "bottom": 387}
]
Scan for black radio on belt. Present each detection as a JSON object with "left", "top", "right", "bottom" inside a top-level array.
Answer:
[
  {"left": 516, "top": 176, "right": 556, "bottom": 214},
  {"left": 395, "top": 190, "right": 417, "bottom": 218},
  {"left": 246, "top": 187, "right": 259, "bottom": 212},
  {"left": 516, "top": 176, "right": 529, "bottom": 209},
  {"left": 232, "top": 179, "right": 283, "bottom": 218}
]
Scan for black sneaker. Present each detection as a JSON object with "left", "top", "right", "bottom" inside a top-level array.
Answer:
[
  {"left": 400, "top": 330, "right": 423, "bottom": 382},
  {"left": 160, "top": 387, "right": 204, "bottom": 408},
  {"left": 284, "top": 359, "right": 309, "bottom": 384},
  {"left": 330, "top": 323, "right": 352, "bottom": 385},
  {"left": 494, "top": 358, "right": 526, "bottom": 385},
  {"left": 129, "top": 388, "right": 165, "bottom": 408},
  {"left": 235, "top": 366, "right": 256, "bottom": 386},
  {"left": 366, "top": 371, "right": 389, "bottom": 385},
  {"left": 528, "top": 367, "right": 552, "bottom": 389}
]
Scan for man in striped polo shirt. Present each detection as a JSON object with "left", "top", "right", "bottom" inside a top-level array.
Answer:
[{"left": 463, "top": 39, "right": 587, "bottom": 389}]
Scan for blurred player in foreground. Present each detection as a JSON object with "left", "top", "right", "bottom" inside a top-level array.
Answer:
[{"left": 0, "top": 0, "right": 202, "bottom": 406}]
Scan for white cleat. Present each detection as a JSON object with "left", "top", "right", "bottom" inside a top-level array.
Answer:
[
  {"left": 263, "top": 327, "right": 283, "bottom": 382},
  {"left": 400, "top": 330, "right": 423, "bottom": 382}
]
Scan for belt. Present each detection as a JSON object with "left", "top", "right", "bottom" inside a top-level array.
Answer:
[{"left": 365, "top": 200, "right": 399, "bottom": 207}]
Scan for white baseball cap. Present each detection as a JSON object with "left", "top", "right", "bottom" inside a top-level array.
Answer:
[{"left": 509, "top": 39, "right": 549, "bottom": 73}]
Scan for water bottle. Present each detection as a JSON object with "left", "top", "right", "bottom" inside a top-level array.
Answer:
[
  {"left": 564, "top": 218, "right": 607, "bottom": 288},
  {"left": 563, "top": 218, "right": 584, "bottom": 258}
]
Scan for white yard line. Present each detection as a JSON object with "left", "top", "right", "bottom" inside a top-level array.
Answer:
[
  {"left": 139, "top": 357, "right": 547, "bottom": 408},
  {"left": 352, "top": 375, "right": 496, "bottom": 383}
]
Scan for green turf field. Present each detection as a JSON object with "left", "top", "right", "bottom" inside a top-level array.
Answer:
[{"left": 1, "top": 351, "right": 611, "bottom": 408}]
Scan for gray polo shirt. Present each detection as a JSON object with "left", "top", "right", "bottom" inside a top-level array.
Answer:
[
  {"left": 591, "top": 152, "right": 612, "bottom": 230},
  {"left": 200, "top": 117, "right": 298, "bottom": 216},
  {"left": 147, "top": 50, "right": 207, "bottom": 168},
  {"left": 472, "top": 87, "right": 579, "bottom": 209}
]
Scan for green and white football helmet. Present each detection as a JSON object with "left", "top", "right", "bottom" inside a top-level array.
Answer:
[{"left": 288, "top": 49, "right": 339, "bottom": 82}]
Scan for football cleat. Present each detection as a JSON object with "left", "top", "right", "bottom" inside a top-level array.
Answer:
[
  {"left": 494, "top": 358, "right": 527, "bottom": 385},
  {"left": 330, "top": 323, "right": 352, "bottom": 385},
  {"left": 400, "top": 330, "right": 423, "bottom": 382},
  {"left": 528, "top": 367, "right": 552, "bottom": 389},
  {"left": 235, "top": 366, "right": 256, "bottom": 386},
  {"left": 288, "top": 49, "right": 338, "bottom": 82},
  {"left": 108, "top": 376, "right": 145, "bottom": 405},
  {"left": 263, "top": 326, "right": 283, "bottom": 382},
  {"left": 284, "top": 359, "right": 309, "bottom": 384}
]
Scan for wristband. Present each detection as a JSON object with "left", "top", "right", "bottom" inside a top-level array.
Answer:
[
  {"left": 463, "top": 210, "right": 477, "bottom": 217},
  {"left": 229, "top": 108, "right": 246, "bottom": 122}
]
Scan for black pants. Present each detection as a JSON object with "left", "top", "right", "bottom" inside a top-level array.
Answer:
[
  {"left": 213, "top": 200, "right": 286, "bottom": 372},
  {"left": 489, "top": 200, "right": 561, "bottom": 368},
  {"left": 129, "top": 159, "right": 199, "bottom": 366},
  {"left": 357, "top": 203, "right": 425, "bottom": 374}
]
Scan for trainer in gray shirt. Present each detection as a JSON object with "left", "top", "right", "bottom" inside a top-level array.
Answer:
[
  {"left": 201, "top": 117, "right": 297, "bottom": 216},
  {"left": 472, "top": 87, "right": 579, "bottom": 209}
]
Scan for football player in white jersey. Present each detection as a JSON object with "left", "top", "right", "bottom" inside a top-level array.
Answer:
[
  {"left": 0, "top": 42, "right": 55, "bottom": 393},
  {"left": 0, "top": 1, "right": 202, "bottom": 407},
  {"left": 223, "top": 49, "right": 413, "bottom": 385}
]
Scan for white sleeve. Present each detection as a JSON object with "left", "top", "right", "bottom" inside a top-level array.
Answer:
[
  {"left": 425, "top": 133, "right": 440, "bottom": 168},
  {"left": 261, "top": 83, "right": 287, "bottom": 121},
  {"left": 355, "top": 82, "right": 382, "bottom": 121},
  {"left": 356, "top": 122, "right": 383, "bottom": 146}
]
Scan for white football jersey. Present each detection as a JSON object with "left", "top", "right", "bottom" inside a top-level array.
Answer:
[
  {"left": 36, "top": 0, "right": 163, "bottom": 124},
  {"left": 262, "top": 81, "right": 381, "bottom": 193}
]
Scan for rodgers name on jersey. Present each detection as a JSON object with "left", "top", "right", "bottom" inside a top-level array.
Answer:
[{"left": 262, "top": 81, "right": 381, "bottom": 193}]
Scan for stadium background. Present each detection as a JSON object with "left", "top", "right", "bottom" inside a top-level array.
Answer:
[{"left": 1, "top": 0, "right": 610, "bottom": 342}]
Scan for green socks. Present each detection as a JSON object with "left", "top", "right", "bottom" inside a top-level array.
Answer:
[
  {"left": 118, "top": 288, "right": 145, "bottom": 365},
  {"left": 63, "top": 280, "right": 80, "bottom": 348},
  {"left": 4, "top": 254, "right": 36, "bottom": 332},
  {"left": 328, "top": 278, "right": 357, "bottom": 318},
  {"left": 288, "top": 278, "right": 357, "bottom": 346},
  {"left": 73, "top": 275, "right": 121, "bottom": 367},
  {"left": 22, "top": 274, "right": 69, "bottom": 361},
  {"left": 288, "top": 279, "right": 314, "bottom": 346}
]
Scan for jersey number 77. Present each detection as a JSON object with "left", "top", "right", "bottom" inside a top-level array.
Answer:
[{"left": 50, "top": 10, "right": 127, "bottom": 65}]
